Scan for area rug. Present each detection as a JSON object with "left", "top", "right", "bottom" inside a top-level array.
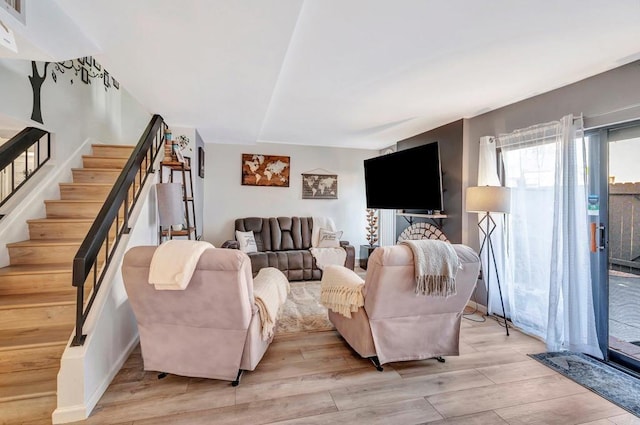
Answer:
[
  {"left": 276, "top": 280, "right": 335, "bottom": 334},
  {"left": 529, "top": 351, "right": 640, "bottom": 417}
]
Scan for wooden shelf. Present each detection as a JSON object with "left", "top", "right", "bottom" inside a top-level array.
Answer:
[
  {"left": 160, "top": 227, "right": 195, "bottom": 237},
  {"left": 160, "top": 160, "right": 191, "bottom": 171},
  {"left": 158, "top": 161, "right": 197, "bottom": 242},
  {"left": 396, "top": 212, "right": 448, "bottom": 219}
]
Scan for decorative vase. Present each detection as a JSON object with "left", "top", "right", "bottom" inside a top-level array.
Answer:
[{"left": 366, "top": 208, "right": 379, "bottom": 247}]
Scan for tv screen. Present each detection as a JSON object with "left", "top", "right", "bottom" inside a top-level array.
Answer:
[{"left": 364, "top": 142, "right": 444, "bottom": 212}]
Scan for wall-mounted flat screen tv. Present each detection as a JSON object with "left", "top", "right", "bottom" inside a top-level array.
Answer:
[{"left": 364, "top": 141, "right": 444, "bottom": 212}]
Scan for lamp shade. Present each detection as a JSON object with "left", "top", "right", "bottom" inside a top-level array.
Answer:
[
  {"left": 466, "top": 186, "right": 511, "bottom": 213},
  {"left": 156, "top": 183, "right": 184, "bottom": 227}
]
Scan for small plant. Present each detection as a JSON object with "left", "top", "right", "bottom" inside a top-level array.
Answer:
[{"left": 366, "top": 208, "right": 379, "bottom": 246}]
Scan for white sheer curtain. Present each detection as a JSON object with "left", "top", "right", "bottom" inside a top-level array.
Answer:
[{"left": 496, "top": 115, "right": 602, "bottom": 358}]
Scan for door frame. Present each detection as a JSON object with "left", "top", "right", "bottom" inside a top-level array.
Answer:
[{"left": 586, "top": 122, "right": 640, "bottom": 375}]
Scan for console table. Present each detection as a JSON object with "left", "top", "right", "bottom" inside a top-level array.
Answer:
[
  {"left": 396, "top": 212, "right": 447, "bottom": 229},
  {"left": 359, "top": 245, "right": 378, "bottom": 270}
]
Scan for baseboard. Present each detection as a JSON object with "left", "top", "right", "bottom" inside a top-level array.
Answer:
[
  {"left": 52, "top": 335, "right": 139, "bottom": 424},
  {"left": 51, "top": 404, "right": 91, "bottom": 424},
  {"left": 465, "top": 300, "right": 487, "bottom": 315}
]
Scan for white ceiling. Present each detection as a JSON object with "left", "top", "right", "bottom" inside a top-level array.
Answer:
[{"left": 7, "top": 0, "right": 640, "bottom": 149}]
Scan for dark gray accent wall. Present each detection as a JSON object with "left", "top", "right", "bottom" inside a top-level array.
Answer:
[
  {"left": 463, "top": 60, "right": 640, "bottom": 308},
  {"left": 465, "top": 60, "right": 640, "bottom": 248},
  {"left": 396, "top": 119, "right": 464, "bottom": 243}
]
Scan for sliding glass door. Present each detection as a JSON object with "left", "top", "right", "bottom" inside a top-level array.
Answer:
[{"left": 587, "top": 122, "right": 640, "bottom": 373}]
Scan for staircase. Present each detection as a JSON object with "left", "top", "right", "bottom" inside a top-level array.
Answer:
[{"left": 0, "top": 144, "right": 134, "bottom": 424}]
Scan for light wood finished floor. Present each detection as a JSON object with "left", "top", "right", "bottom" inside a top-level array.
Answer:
[{"left": 43, "top": 314, "right": 637, "bottom": 425}]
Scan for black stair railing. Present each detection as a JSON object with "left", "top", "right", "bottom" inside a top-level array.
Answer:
[
  {"left": 0, "top": 127, "right": 51, "bottom": 214},
  {"left": 71, "top": 114, "right": 166, "bottom": 346}
]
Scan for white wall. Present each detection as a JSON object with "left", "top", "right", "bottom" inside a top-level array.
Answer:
[
  {"left": 0, "top": 57, "right": 151, "bottom": 261},
  {"left": 203, "top": 142, "right": 378, "bottom": 251},
  {"left": 0, "top": 58, "right": 150, "bottom": 159}
]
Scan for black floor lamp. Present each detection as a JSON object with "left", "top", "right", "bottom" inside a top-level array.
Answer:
[{"left": 466, "top": 185, "right": 511, "bottom": 336}]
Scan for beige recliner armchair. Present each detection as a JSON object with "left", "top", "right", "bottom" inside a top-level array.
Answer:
[
  {"left": 326, "top": 243, "right": 480, "bottom": 370},
  {"left": 121, "top": 245, "right": 283, "bottom": 385}
]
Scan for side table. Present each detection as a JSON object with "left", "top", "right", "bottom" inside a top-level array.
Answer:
[{"left": 359, "top": 245, "right": 378, "bottom": 270}]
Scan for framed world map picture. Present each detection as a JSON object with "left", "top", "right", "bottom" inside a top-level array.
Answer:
[
  {"left": 302, "top": 173, "right": 338, "bottom": 199},
  {"left": 242, "top": 154, "right": 290, "bottom": 187}
]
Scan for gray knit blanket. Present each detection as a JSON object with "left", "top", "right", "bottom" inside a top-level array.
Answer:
[{"left": 400, "top": 239, "right": 461, "bottom": 297}]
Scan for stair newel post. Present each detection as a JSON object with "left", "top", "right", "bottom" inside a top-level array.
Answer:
[{"left": 71, "top": 258, "right": 87, "bottom": 346}]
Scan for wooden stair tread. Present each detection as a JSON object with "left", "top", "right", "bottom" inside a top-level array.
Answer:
[
  {"left": 71, "top": 167, "right": 122, "bottom": 172},
  {"left": 27, "top": 218, "right": 94, "bottom": 224},
  {"left": 0, "top": 324, "right": 71, "bottom": 350},
  {"left": 83, "top": 154, "right": 130, "bottom": 159},
  {"left": 0, "top": 367, "right": 58, "bottom": 401},
  {"left": 0, "top": 263, "right": 71, "bottom": 276},
  {"left": 92, "top": 144, "right": 134, "bottom": 148},
  {"left": 59, "top": 183, "right": 112, "bottom": 187},
  {"left": 44, "top": 199, "right": 103, "bottom": 204},
  {"left": 0, "top": 292, "right": 75, "bottom": 309},
  {"left": 7, "top": 239, "right": 83, "bottom": 248}
]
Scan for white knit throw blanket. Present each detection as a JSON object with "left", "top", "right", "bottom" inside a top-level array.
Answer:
[
  {"left": 148, "top": 240, "right": 214, "bottom": 290},
  {"left": 253, "top": 267, "right": 290, "bottom": 340},
  {"left": 400, "top": 239, "right": 460, "bottom": 297},
  {"left": 320, "top": 265, "right": 365, "bottom": 318}
]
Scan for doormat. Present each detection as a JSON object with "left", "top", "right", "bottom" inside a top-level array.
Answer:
[{"left": 529, "top": 351, "right": 640, "bottom": 417}]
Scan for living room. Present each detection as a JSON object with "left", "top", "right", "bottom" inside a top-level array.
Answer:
[{"left": 2, "top": 1, "right": 640, "bottom": 423}]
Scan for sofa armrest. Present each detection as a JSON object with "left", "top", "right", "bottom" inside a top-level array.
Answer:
[
  {"left": 341, "top": 243, "right": 356, "bottom": 271},
  {"left": 221, "top": 240, "right": 239, "bottom": 249}
]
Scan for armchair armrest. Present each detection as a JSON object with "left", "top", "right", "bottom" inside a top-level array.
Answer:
[
  {"left": 320, "top": 265, "right": 365, "bottom": 318},
  {"left": 221, "top": 240, "right": 239, "bottom": 249},
  {"left": 339, "top": 240, "right": 350, "bottom": 247}
]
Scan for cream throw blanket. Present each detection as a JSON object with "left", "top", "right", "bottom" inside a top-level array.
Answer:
[
  {"left": 400, "top": 239, "right": 460, "bottom": 297},
  {"left": 253, "top": 267, "right": 290, "bottom": 340},
  {"left": 148, "top": 240, "right": 214, "bottom": 290},
  {"left": 320, "top": 264, "right": 365, "bottom": 318}
]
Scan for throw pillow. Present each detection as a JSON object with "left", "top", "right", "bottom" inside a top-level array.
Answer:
[
  {"left": 236, "top": 230, "right": 258, "bottom": 253},
  {"left": 318, "top": 228, "right": 343, "bottom": 248}
]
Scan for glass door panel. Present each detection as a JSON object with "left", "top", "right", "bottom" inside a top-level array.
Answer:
[
  {"left": 588, "top": 121, "right": 640, "bottom": 373},
  {"left": 607, "top": 127, "right": 640, "bottom": 365}
]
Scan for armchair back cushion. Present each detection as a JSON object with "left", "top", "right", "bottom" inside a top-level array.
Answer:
[
  {"left": 122, "top": 246, "right": 271, "bottom": 381},
  {"left": 329, "top": 243, "right": 480, "bottom": 365}
]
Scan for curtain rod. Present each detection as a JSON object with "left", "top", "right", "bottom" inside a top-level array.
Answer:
[{"left": 494, "top": 113, "right": 584, "bottom": 150}]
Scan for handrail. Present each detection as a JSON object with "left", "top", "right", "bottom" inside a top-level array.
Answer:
[
  {"left": 0, "top": 127, "right": 50, "bottom": 211},
  {"left": 71, "top": 114, "right": 166, "bottom": 346}
]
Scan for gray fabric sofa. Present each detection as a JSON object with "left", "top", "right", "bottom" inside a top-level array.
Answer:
[{"left": 222, "top": 216, "right": 355, "bottom": 281}]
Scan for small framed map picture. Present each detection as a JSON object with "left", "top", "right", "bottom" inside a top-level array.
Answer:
[
  {"left": 302, "top": 173, "right": 338, "bottom": 199},
  {"left": 242, "top": 154, "right": 290, "bottom": 187}
]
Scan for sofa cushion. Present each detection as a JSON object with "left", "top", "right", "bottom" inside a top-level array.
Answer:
[
  {"left": 236, "top": 230, "right": 258, "bottom": 253},
  {"left": 317, "top": 229, "right": 343, "bottom": 248}
]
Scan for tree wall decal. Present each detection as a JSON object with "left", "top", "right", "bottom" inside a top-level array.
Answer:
[
  {"left": 29, "top": 61, "right": 49, "bottom": 123},
  {"left": 28, "top": 57, "right": 119, "bottom": 125}
]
